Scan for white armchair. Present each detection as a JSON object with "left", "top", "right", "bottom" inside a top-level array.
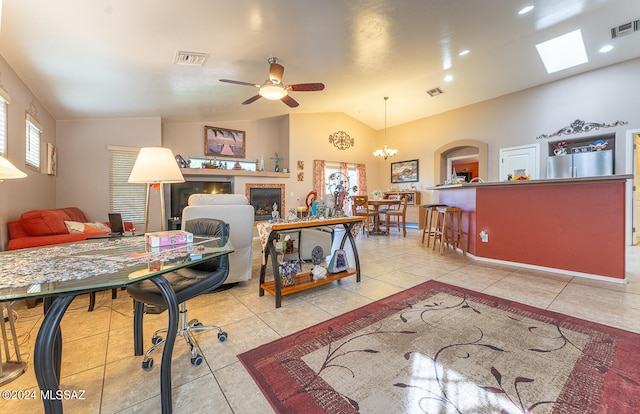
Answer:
[{"left": 181, "top": 194, "right": 255, "bottom": 284}]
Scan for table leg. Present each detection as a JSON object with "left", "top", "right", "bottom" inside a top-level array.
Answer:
[
  {"left": 149, "top": 276, "right": 179, "bottom": 414},
  {"left": 340, "top": 222, "right": 361, "bottom": 282},
  {"left": 34, "top": 294, "right": 75, "bottom": 414},
  {"left": 267, "top": 231, "right": 283, "bottom": 308}
]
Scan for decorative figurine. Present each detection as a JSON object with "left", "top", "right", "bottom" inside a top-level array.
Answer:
[
  {"left": 311, "top": 246, "right": 327, "bottom": 281},
  {"left": 271, "top": 202, "right": 280, "bottom": 222}
]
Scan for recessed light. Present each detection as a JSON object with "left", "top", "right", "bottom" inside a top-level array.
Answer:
[
  {"left": 444, "top": 74, "right": 454, "bottom": 82},
  {"left": 535, "top": 29, "right": 588, "bottom": 74},
  {"left": 599, "top": 45, "right": 614, "bottom": 53},
  {"left": 518, "top": 5, "right": 534, "bottom": 15},
  {"left": 458, "top": 49, "right": 470, "bottom": 57}
]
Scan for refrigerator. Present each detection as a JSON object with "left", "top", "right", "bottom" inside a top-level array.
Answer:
[{"left": 547, "top": 150, "right": 613, "bottom": 178}]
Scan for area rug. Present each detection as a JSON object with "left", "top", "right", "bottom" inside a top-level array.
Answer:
[{"left": 238, "top": 280, "right": 640, "bottom": 413}]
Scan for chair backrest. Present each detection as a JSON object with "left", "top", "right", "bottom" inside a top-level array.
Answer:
[
  {"left": 351, "top": 195, "right": 369, "bottom": 215},
  {"left": 398, "top": 195, "right": 409, "bottom": 212},
  {"left": 183, "top": 218, "right": 230, "bottom": 274},
  {"left": 181, "top": 194, "right": 255, "bottom": 283}
]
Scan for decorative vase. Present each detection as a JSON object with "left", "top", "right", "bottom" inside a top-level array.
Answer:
[
  {"left": 280, "top": 271, "right": 296, "bottom": 287},
  {"left": 274, "top": 162, "right": 280, "bottom": 172}
]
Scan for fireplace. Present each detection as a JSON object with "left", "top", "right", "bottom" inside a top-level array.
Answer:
[
  {"left": 171, "top": 181, "right": 232, "bottom": 218},
  {"left": 246, "top": 184, "right": 285, "bottom": 221}
]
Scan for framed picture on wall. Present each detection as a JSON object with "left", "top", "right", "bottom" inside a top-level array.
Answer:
[
  {"left": 391, "top": 159, "right": 419, "bottom": 183},
  {"left": 47, "top": 143, "right": 57, "bottom": 176},
  {"left": 204, "top": 126, "right": 246, "bottom": 158}
]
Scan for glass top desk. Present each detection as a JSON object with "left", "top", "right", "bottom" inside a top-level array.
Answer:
[{"left": 0, "top": 235, "right": 233, "bottom": 414}]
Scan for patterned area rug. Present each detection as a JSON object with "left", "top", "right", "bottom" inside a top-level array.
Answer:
[{"left": 238, "top": 280, "right": 640, "bottom": 413}]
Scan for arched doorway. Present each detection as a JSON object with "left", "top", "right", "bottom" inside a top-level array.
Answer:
[{"left": 433, "top": 139, "right": 488, "bottom": 184}]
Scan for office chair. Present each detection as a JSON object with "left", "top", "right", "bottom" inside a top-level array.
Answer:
[{"left": 127, "top": 218, "right": 230, "bottom": 368}]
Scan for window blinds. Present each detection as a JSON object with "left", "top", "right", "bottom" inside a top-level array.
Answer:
[
  {"left": 108, "top": 145, "right": 146, "bottom": 224},
  {"left": 0, "top": 88, "right": 9, "bottom": 156},
  {"left": 25, "top": 114, "right": 42, "bottom": 169}
]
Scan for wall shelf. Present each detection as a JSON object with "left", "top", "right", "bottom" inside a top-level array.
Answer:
[{"left": 180, "top": 168, "right": 290, "bottom": 179}]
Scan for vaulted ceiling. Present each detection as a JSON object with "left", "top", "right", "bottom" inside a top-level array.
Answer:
[{"left": 0, "top": 1, "right": 638, "bottom": 129}]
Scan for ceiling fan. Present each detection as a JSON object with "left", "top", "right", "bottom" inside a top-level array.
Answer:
[{"left": 219, "top": 57, "right": 325, "bottom": 108}]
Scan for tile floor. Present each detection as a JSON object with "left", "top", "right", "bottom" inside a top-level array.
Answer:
[{"left": 1, "top": 228, "right": 640, "bottom": 413}]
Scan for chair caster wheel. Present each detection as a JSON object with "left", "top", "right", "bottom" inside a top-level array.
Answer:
[
  {"left": 142, "top": 358, "right": 153, "bottom": 369},
  {"left": 191, "top": 355, "right": 203, "bottom": 366},
  {"left": 151, "top": 335, "right": 163, "bottom": 345},
  {"left": 218, "top": 332, "right": 228, "bottom": 342}
]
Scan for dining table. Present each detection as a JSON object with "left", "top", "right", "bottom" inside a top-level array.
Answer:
[{"left": 367, "top": 198, "right": 401, "bottom": 235}]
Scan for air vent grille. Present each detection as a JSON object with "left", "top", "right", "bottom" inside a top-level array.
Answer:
[
  {"left": 610, "top": 19, "right": 639, "bottom": 39},
  {"left": 427, "top": 87, "right": 444, "bottom": 97},
  {"left": 174, "top": 50, "right": 209, "bottom": 66}
]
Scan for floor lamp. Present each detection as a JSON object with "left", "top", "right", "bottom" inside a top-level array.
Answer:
[
  {"left": 0, "top": 155, "right": 28, "bottom": 385},
  {"left": 128, "top": 147, "right": 185, "bottom": 233}
]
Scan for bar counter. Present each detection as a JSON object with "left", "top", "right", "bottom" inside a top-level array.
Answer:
[{"left": 431, "top": 175, "right": 632, "bottom": 280}]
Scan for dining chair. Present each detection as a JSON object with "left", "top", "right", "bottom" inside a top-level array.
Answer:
[
  {"left": 377, "top": 194, "right": 400, "bottom": 228},
  {"left": 351, "top": 195, "right": 378, "bottom": 236},
  {"left": 385, "top": 195, "right": 408, "bottom": 237}
]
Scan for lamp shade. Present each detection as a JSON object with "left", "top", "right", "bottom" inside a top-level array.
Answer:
[
  {"left": 128, "top": 147, "right": 185, "bottom": 184},
  {"left": 0, "top": 155, "right": 28, "bottom": 180}
]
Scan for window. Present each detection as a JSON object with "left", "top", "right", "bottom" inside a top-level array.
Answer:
[
  {"left": 0, "top": 88, "right": 10, "bottom": 157},
  {"left": 108, "top": 145, "right": 146, "bottom": 224},
  {"left": 25, "top": 114, "right": 42, "bottom": 169}
]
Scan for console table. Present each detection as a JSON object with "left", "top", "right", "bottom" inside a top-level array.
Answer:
[
  {"left": 0, "top": 236, "right": 233, "bottom": 414},
  {"left": 257, "top": 216, "right": 364, "bottom": 308}
]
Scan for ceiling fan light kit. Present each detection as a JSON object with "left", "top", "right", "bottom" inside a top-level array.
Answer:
[
  {"left": 219, "top": 57, "right": 324, "bottom": 108},
  {"left": 258, "top": 81, "right": 288, "bottom": 100}
]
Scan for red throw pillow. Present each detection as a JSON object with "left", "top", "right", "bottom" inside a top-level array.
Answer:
[{"left": 20, "top": 210, "right": 69, "bottom": 236}]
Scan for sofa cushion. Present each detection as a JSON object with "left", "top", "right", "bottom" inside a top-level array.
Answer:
[
  {"left": 60, "top": 207, "right": 89, "bottom": 223},
  {"left": 65, "top": 221, "right": 111, "bottom": 235},
  {"left": 20, "top": 209, "right": 71, "bottom": 236}
]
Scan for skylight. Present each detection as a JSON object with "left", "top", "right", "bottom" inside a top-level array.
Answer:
[{"left": 535, "top": 29, "right": 588, "bottom": 74}]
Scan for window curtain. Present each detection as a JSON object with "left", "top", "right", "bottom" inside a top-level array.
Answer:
[
  {"left": 313, "top": 160, "right": 326, "bottom": 198},
  {"left": 356, "top": 163, "right": 367, "bottom": 195}
]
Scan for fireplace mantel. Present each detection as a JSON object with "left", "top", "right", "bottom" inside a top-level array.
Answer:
[{"left": 181, "top": 168, "right": 290, "bottom": 179}]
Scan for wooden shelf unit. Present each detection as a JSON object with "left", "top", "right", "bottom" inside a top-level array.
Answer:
[
  {"left": 383, "top": 191, "right": 421, "bottom": 205},
  {"left": 260, "top": 268, "right": 357, "bottom": 297}
]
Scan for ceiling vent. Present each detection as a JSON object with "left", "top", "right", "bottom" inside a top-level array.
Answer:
[
  {"left": 610, "top": 19, "right": 639, "bottom": 39},
  {"left": 174, "top": 50, "right": 209, "bottom": 66},
  {"left": 427, "top": 87, "right": 444, "bottom": 97}
]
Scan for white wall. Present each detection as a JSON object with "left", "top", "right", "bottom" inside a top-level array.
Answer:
[
  {"left": 56, "top": 117, "right": 161, "bottom": 224},
  {"left": 0, "top": 54, "right": 57, "bottom": 249}
]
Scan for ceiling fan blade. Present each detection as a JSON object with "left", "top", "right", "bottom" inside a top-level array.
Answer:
[
  {"left": 219, "top": 79, "right": 260, "bottom": 88},
  {"left": 242, "top": 95, "right": 262, "bottom": 105},
  {"left": 269, "top": 63, "right": 285, "bottom": 82},
  {"left": 281, "top": 95, "right": 299, "bottom": 108},
  {"left": 288, "top": 83, "right": 325, "bottom": 92}
]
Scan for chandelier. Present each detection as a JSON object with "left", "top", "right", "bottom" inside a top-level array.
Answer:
[{"left": 373, "top": 97, "right": 398, "bottom": 160}]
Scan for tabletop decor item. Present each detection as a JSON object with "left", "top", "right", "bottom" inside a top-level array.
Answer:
[
  {"left": 271, "top": 152, "right": 281, "bottom": 172},
  {"left": 279, "top": 260, "right": 298, "bottom": 286},
  {"left": 327, "top": 249, "right": 349, "bottom": 273}
]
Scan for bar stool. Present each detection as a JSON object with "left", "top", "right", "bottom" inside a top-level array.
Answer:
[
  {"left": 421, "top": 204, "right": 447, "bottom": 247},
  {"left": 432, "top": 206, "right": 466, "bottom": 255}
]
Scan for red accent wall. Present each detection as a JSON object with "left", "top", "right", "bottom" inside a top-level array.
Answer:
[{"left": 439, "top": 181, "right": 626, "bottom": 279}]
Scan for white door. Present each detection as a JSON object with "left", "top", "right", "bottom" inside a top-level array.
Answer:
[{"left": 499, "top": 144, "right": 540, "bottom": 181}]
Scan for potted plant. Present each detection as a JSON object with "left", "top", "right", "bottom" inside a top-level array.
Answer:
[{"left": 372, "top": 189, "right": 383, "bottom": 200}]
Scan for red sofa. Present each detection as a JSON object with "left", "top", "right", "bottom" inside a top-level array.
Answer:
[{"left": 8, "top": 207, "right": 111, "bottom": 250}]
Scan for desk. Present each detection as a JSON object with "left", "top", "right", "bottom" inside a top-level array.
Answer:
[
  {"left": 257, "top": 216, "right": 364, "bottom": 308},
  {"left": 0, "top": 236, "right": 233, "bottom": 414},
  {"left": 367, "top": 199, "right": 401, "bottom": 234}
]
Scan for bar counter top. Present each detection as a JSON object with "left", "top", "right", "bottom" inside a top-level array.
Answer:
[{"left": 430, "top": 174, "right": 632, "bottom": 190}]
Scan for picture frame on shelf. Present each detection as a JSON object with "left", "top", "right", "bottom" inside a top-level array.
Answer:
[
  {"left": 204, "top": 126, "right": 246, "bottom": 158},
  {"left": 391, "top": 159, "right": 419, "bottom": 183}
]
